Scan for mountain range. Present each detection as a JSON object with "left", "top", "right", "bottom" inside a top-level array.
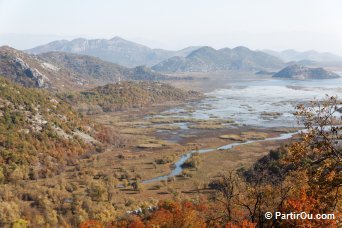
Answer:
[
  {"left": 26, "top": 37, "right": 287, "bottom": 72},
  {"left": 152, "top": 46, "right": 284, "bottom": 72},
  {"left": 26, "top": 36, "right": 201, "bottom": 67},
  {"left": 4, "top": 36, "right": 341, "bottom": 88},
  {"left": 24, "top": 37, "right": 342, "bottom": 74},
  {"left": 264, "top": 49, "right": 342, "bottom": 63}
]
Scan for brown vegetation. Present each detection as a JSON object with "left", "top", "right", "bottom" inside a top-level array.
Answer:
[
  {"left": 0, "top": 78, "right": 340, "bottom": 227},
  {"left": 62, "top": 81, "right": 202, "bottom": 113}
]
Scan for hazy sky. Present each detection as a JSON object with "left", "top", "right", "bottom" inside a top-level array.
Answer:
[{"left": 0, "top": 0, "right": 342, "bottom": 54}]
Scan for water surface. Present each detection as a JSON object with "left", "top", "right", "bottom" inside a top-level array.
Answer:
[{"left": 160, "top": 78, "right": 342, "bottom": 127}]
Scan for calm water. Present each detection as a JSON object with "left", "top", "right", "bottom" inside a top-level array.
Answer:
[{"left": 162, "top": 78, "right": 342, "bottom": 127}]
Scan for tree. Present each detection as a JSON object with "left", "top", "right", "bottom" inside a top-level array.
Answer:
[
  {"left": 128, "top": 217, "right": 144, "bottom": 228},
  {"left": 87, "top": 182, "right": 106, "bottom": 202},
  {"left": 289, "top": 96, "right": 341, "bottom": 210},
  {"left": 131, "top": 181, "right": 141, "bottom": 192},
  {"left": 79, "top": 220, "right": 103, "bottom": 228},
  {"left": 145, "top": 201, "right": 206, "bottom": 228},
  {"left": 12, "top": 219, "right": 28, "bottom": 228},
  {"left": 0, "top": 167, "right": 4, "bottom": 183},
  {"left": 0, "top": 202, "right": 20, "bottom": 226},
  {"left": 281, "top": 189, "right": 338, "bottom": 227},
  {"left": 208, "top": 171, "right": 238, "bottom": 223}
]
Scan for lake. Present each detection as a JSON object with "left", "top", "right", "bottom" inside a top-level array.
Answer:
[{"left": 160, "top": 78, "right": 342, "bottom": 128}]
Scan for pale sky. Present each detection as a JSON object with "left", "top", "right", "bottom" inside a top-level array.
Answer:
[{"left": 0, "top": 0, "right": 342, "bottom": 54}]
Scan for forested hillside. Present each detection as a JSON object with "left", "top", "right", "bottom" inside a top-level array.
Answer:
[
  {"left": 63, "top": 81, "right": 202, "bottom": 113},
  {"left": 0, "top": 76, "right": 98, "bottom": 183}
]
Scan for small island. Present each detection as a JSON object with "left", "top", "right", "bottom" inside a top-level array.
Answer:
[{"left": 273, "top": 64, "right": 340, "bottom": 80}]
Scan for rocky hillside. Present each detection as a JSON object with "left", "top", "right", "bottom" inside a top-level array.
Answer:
[
  {"left": 0, "top": 46, "right": 180, "bottom": 91},
  {"left": 0, "top": 46, "right": 94, "bottom": 90},
  {"left": 38, "top": 52, "right": 171, "bottom": 84},
  {"left": 63, "top": 81, "right": 202, "bottom": 113},
  {"left": 273, "top": 64, "right": 340, "bottom": 80},
  {"left": 152, "top": 46, "right": 284, "bottom": 73},
  {"left": 27, "top": 37, "right": 201, "bottom": 67},
  {"left": 0, "top": 76, "right": 98, "bottom": 182}
]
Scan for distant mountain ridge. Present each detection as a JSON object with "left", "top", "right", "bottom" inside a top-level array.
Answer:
[
  {"left": 152, "top": 46, "right": 284, "bottom": 72},
  {"left": 26, "top": 36, "right": 285, "bottom": 71},
  {"left": 26, "top": 37, "right": 202, "bottom": 67},
  {"left": 264, "top": 49, "right": 342, "bottom": 63},
  {"left": 273, "top": 64, "right": 340, "bottom": 80}
]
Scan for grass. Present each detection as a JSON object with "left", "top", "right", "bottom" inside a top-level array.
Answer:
[
  {"left": 137, "top": 143, "right": 164, "bottom": 148},
  {"left": 155, "top": 125, "right": 181, "bottom": 130},
  {"left": 219, "top": 131, "right": 270, "bottom": 141},
  {"left": 219, "top": 134, "right": 245, "bottom": 141}
]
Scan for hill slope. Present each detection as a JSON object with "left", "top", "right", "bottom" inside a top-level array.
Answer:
[
  {"left": 0, "top": 46, "right": 176, "bottom": 90},
  {"left": 0, "top": 46, "right": 94, "bottom": 90},
  {"left": 273, "top": 65, "right": 340, "bottom": 80},
  {"left": 38, "top": 52, "right": 170, "bottom": 84},
  {"left": 152, "top": 46, "right": 284, "bottom": 72},
  {"left": 63, "top": 81, "right": 202, "bottom": 113},
  {"left": 0, "top": 76, "right": 98, "bottom": 182},
  {"left": 26, "top": 37, "right": 201, "bottom": 67}
]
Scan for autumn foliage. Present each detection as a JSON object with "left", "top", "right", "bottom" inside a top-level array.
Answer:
[
  {"left": 79, "top": 220, "right": 103, "bottom": 228},
  {"left": 109, "top": 200, "right": 256, "bottom": 228},
  {"left": 0, "top": 77, "right": 340, "bottom": 228}
]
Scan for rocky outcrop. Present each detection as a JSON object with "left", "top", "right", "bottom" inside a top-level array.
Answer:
[
  {"left": 0, "top": 46, "right": 93, "bottom": 90},
  {"left": 0, "top": 46, "right": 51, "bottom": 88}
]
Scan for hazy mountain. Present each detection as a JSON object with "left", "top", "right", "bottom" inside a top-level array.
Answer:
[
  {"left": 152, "top": 46, "right": 284, "bottom": 73},
  {"left": 284, "top": 59, "right": 342, "bottom": 69},
  {"left": 175, "top": 46, "right": 206, "bottom": 57},
  {"left": 26, "top": 37, "right": 202, "bottom": 67},
  {"left": 273, "top": 64, "right": 340, "bottom": 80},
  {"left": 264, "top": 49, "right": 342, "bottom": 62}
]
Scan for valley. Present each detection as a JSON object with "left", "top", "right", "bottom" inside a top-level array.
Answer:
[
  {"left": 0, "top": 40, "right": 341, "bottom": 227},
  {"left": 30, "top": 72, "right": 339, "bottom": 217}
]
